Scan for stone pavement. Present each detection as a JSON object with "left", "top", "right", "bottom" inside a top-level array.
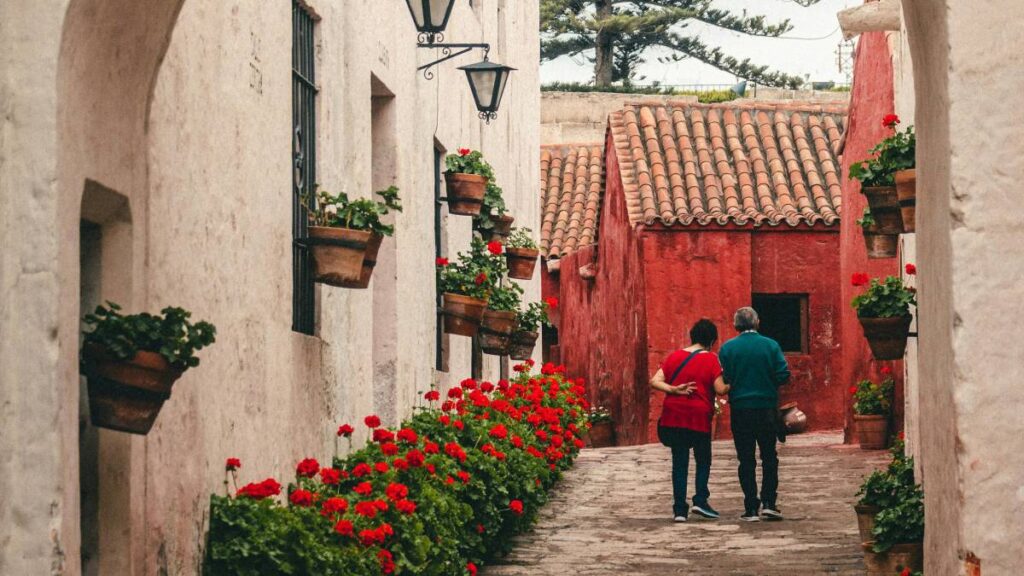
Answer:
[{"left": 485, "top": 432, "right": 888, "bottom": 576}]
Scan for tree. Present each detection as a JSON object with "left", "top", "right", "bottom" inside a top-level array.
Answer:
[{"left": 541, "top": 0, "right": 824, "bottom": 88}]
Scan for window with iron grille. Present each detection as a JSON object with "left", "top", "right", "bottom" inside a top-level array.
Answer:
[{"left": 292, "top": 1, "right": 317, "bottom": 334}]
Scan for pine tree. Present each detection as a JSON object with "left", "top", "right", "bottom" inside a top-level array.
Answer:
[{"left": 541, "top": 0, "right": 824, "bottom": 88}]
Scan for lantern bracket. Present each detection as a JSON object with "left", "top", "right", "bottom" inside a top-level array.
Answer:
[{"left": 417, "top": 42, "right": 491, "bottom": 80}]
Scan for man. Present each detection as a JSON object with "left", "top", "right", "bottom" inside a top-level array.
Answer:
[{"left": 719, "top": 307, "right": 791, "bottom": 522}]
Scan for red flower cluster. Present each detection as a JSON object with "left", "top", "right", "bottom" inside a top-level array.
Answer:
[
  {"left": 436, "top": 257, "right": 449, "bottom": 267},
  {"left": 337, "top": 423, "right": 354, "bottom": 437},
  {"left": 544, "top": 297, "right": 559, "bottom": 309},
  {"left": 851, "top": 272, "right": 870, "bottom": 287},
  {"left": 365, "top": 415, "right": 382, "bottom": 428},
  {"left": 321, "top": 497, "right": 348, "bottom": 517},
  {"left": 882, "top": 114, "right": 900, "bottom": 128},
  {"left": 487, "top": 241, "right": 503, "bottom": 255},
  {"left": 296, "top": 458, "right": 320, "bottom": 478},
  {"left": 467, "top": 562, "right": 479, "bottom": 576},
  {"left": 905, "top": 263, "right": 917, "bottom": 276},
  {"left": 289, "top": 489, "right": 315, "bottom": 507},
  {"left": 225, "top": 457, "right": 241, "bottom": 471},
  {"left": 237, "top": 478, "right": 282, "bottom": 500},
  {"left": 320, "top": 467, "right": 342, "bottom": 485},
  {"left": 459, "top": 148, "right": 471, "bottom": 156},
  {"left": 488, "top": 423, "right": 509, "bottom": 440},
  {"left": 509, "top": 499, "right": 524, "bottom": 515},
  {"left": 474, "top": 272, "right": 488, "bottom": 285},
  {"left": 881, "top": 365, "right": 893, "bottom": 376},
  {"left": 397, "top": 428, "right": 418, "bottom": 444}
]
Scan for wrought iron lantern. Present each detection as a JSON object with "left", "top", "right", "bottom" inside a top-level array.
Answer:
[
  {"left": 459, "top": 58, "right": 516, "bottom": 123},
  {"left": 404, "top": 0, "right": 457, "bottom": 43}
]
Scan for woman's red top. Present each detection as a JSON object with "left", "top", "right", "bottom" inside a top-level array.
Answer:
[{"left": 659, "top": 350, "right": 722, "bottom": 433}]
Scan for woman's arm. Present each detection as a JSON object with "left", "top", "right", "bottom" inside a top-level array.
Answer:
[
  {"left": 713, "top": 375, "right": 730, "bottom": 395},
  {"left": 650, "top": 369, "right": 693, "bottom": 395}
]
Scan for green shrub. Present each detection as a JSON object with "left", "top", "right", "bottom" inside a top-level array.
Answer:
[
  {"left": 851, "top": 276, "right": 917, "bottom": 319},
  {"left": 82, "top": 302, "right": 216, "bottom": 369},
  {"left": 304, "top": 187, "right": 403, "bottom": 236},
  {"left": 541, "top": 82, "right": 740, "bottom": 103},
  {"left": 851, "top": 376, "right": 895, "bottom": 416}
]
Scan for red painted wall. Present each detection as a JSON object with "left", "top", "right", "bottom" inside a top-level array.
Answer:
[{"left": 839, "top": 31, "right": 904, "bottom": 443}]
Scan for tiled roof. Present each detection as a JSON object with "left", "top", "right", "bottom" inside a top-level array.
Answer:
[
  {"left": 540, "top": 143, "right": 605, "bottom": 260},
  {"left": 609, "top": 101, "right": 847, "bottom": 227}
]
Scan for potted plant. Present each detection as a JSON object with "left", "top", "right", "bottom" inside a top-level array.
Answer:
[
  {"left": 505, "top": 227, "right": 541, "bottom": 280},
  {"left": 851, "top": 370, "right": 895, "bottom": 450},
  {"left": 587, "top": 406, "right": 614, "bottom": 448},
  {"left": 850, "top": 114, "right": 915, "bottom": 234},
  {"left": 445, "top": 148, "right": 494, "bottom": 216},
  {"left": 303, "top": 187, "right": 402, "bottom": 288},
  {"left": 856, "top": 437, "right": 923, "bottom": 574},
  {"left": 851, "top": 273, "right": 917, "bottom": 360},
  {"left": 508, "top": 300, "right": 552, "bottom": 360},
  {"left": 474, "top": 182, "right": 514, "bottom": 242},
  {"left": 79, "top": 303, "right": 216, "bottom": 434},
  {"left": 480, "top": 278, "right": 522, "bottom": 356},
  {"left": 437, "top": 239, "right": 500, "bottom": 337},
  {"left": 857, "top": 209, "right": 899, "bottom": 259}
]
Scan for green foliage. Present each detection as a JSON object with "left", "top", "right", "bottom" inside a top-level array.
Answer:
[
  {"left": 204, "top": 365, "right": 590, "bottom": 575},
  {"left": 516, "top": 301, "right": 552, "bottom": 333},
  {"left": 852, "top": 276, "right": 917, "bottom": 319},
  {"left": 541, "top": 1, "right": 823, "bottom": 88},
  {"left": 852, "top": 377, "right": 895, "bottom": 416},
  {"left": 856, "top": 437, "right": 924, "bottom": 552},
  {"left": 488, "top": 282, "right": 523, "bottom": 313},
  {"left": 506, "top": 228, "right": 539, "bottom": 250},
  {"left": 304, "top": 186, "right": 403, "bottom": 236},
  {"left": 856, "top": 208, "right": 876, "bottom": 230},
  {"left": 82, "top": 302, "right": 216, "bottom": 369},
  {"left": 850, "top": 125, "right": 916, "bottom": 187},
  {"left": 437, "top": 239, "right": 505, "bottom": 300},
  {"left": 541, "top": 82, "right": 738, "bottom": 103},
  {"left": 473, "top": 182, "right": 509, "bottom": 234},
  {"left": 445, "top": 150, "right": 495, "bottom": 180}
]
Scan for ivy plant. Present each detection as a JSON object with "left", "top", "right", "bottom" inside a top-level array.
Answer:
[
  {"left": 506, "top": 228, "right": 539, "bottom": 251},
  {"left": 82, "top": 302, "right": 216, "bottom": 369},
  {"left": 487, "top": 282, "right": 523, "bottom": 313},
  {"left": 851, "top": 276, "right": 917, "bottom": 318},
  {"left": 856, "top": 208, "right": 876, "bottom": 231},
  {"left": 304, "top": 186, "right": 403, "bottom": 236},
  {"left": 473, "top": 182, "right": 509, "bottom": 235},
  {"left": 852, "top": 377, "right": 895, "bottom": 416},
  {"left": 849, "top": 116, "right": 916, "bottom": 187}
]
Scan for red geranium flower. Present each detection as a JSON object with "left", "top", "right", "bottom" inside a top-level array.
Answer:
[
  {"left": 435, "top": 257, "right": 449, "bottom": 267},
  {"left": 881, "top": 365, "right": 893, "bottom": 375},
  {"left": 406, "top": 449, "right": 425, "bottom": 467},
  {"left": 320, "top": 468, "right": 341, "bottom": 485},
  {"left": 386, "top": 482, "right": 410, "bottom": 501},
  {"left": 352, "top": 462, "right": 372, "bottom": 477},
  {"left": 544, "top": 297, "right": 559, "bottom": 309},
  {"left": 851, "top": 272, "right": 870, "bottom": 287},
  {"left": 225, "top": 457, "right": 241, "bottom": 471},
  {"left": 509, "top": 499, "right": 524, "bottom": 515},
  {"left": 380, "top": 442, "right": 399, "bottom": 456},
  {"left": 905, "top": 263, "right": 917, "bottom": 275},
  {"left": 373, "top": 428, "right": 395, "bottom": 443},
  {"left": 459, "top": 148, "right": 471, "bottom": 156},
  {"left": 321, "top": 497, "right": 348, "bottom": 516},
  {"left": 374, "top": 461, "right": 390, "bottom": 474},
  {"left": 882, "top": 114, "right": 900, "bottom": 128},
  {"left": 467, "top": 562, "right": 479, "bottom": 576},
  {"left": 474, "top": 272, "right": 487, "bottom": 285},
  {"left": 296, "top": 458, "right": 320, "bottom": 478},
  {"left": 364, "top": 415, "right": 382, "bottom": 428},
  {"left": 237, "top": 478, "right": 282, "bottom": 500},
  {"left": 457, "top": 470, "right": 471, "bottom": 484},
  {"left": 393, "top": 458, "right": 409, "bottom": 470},
  {"left": 354, "top": 501, "right": 380, "bottom": 518},
  {"left": 289, "top": 489, "right": 314, "bottom": 507},
  {"left": 353, "top": 481, "right": 373, "bottom": 496},
  {"left": 487, "top": 241, "right": 503, "bottom": 255},
  {"left": 397, "top": 428, "right": 418, "bottom": 444},
  {"left": 489, "top": 424, "right": 509, "bottom": 440},
  {"left": 396, "top": 499, "right": 417, "bottom": 515},
  {"left": 849, "top": 385, "right": 858, "bottom": 396},
  {"left": 334, "top": 519, "right": 354, "bottom": 536},
  {"left": 424, "top": 390, "right": 440, "bottom": 402},
  {"left": 424, "top": 441, "right": 440, "bottom": 454},
  {"left": 337, "top": 424, "right": 354, "bottom": 437}
]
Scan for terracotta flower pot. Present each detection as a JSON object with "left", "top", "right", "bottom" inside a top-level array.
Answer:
[
  {"left": 508, "top": 330, "right": 539, "bottom": 360},
  {"left": 442, "top": 293, "right": 488, "bottom": 337},
  {"left": 854, "top": 414, "right": 890, "bottom": 450},
  {"left": 484, "top": 214, "right": 515, "bottom": 242},
  {"left": 859, "top": 315, "right": 912, "bottom": 360},
  {"left": 445, "top": 172, "right": 487, "bottom": 216},
  {"left": 506, "top": 247, "right": 540, "bottom": 280},
  {"left": 339, "top": 233, "right": 383, "bottom": 289},
  {"left": 895, "top": 169, "right": 917, "bottom": 233},
  {"left": 308, "top": 227, "right": 372, "bottom": 287},
  {"left": 479, "top": 309, "right": 517, "bottom": 355},
  {"left": 862, "top": 542, "right": 923, "bottom": 576},
  {"left": 855, "top": 504, "right": 881, "bottom": 544},
  {"left": 80, "top": 342, "right": 184, "bottom": 435},
  {"left": 589, "top": 421, "right": 615, "bottom": 448},
  {"left": 863, "top": 229, "right": 899, "bottom": 259},
  {"left": 862, "top": 186, "right": 905, "bottom": 234}
]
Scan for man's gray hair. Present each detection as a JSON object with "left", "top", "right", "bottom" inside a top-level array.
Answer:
[{"left": 734, "top": 307, "right": 759, "bottom": 331}]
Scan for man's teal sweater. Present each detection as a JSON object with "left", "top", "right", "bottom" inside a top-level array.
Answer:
[{"left": 719, "top": 332, "right": 791, "bottom": 409}]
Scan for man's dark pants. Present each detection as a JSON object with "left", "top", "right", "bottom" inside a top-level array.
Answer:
[{"left": 730, "top": 407, "right": 779, "bottom": 512}]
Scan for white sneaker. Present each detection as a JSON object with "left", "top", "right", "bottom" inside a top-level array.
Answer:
[
  {"left": 761, "top": 506, "right": 783, "bottom": 521},
  {"left": 673, "top": 515, "right": 688, "bottom": 523}
]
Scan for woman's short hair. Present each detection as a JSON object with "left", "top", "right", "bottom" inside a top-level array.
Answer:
[
  {"left": 690, "top": 318, "right": 718, "bottom": 348},
  {"left": 734, "top": 307, "right": 760, "bottom": 331}
]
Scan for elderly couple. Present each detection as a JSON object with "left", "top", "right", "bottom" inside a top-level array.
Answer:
[{"left": 650, "top": 307, "right": 791, "bottom": 523}]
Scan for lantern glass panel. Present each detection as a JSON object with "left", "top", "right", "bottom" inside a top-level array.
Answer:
[
  {"left": 407, "top": 0, "right": 425, "bottom": 27},
  {"left": 470, "top": 69, "right": 498, "bottom": 110}
]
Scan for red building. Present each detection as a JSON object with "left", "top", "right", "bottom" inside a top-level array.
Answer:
[{"left": 541, "top": 100, "right": 856, "bottom": 445}]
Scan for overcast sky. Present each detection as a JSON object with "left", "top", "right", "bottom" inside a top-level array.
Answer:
[{"left": 540, "top": 0, "right": 861, "bottom": 87}]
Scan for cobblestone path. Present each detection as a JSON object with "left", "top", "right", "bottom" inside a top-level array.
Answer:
[{"left": 486, "top": 432, "right": 887, "bottom": 576}]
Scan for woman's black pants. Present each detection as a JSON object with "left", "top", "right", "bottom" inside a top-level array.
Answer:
[{"left": 659, "top": 426, "right": 712, "bottom": 516}]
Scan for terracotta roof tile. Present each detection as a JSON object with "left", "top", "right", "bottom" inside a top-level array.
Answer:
[
  {"left": 611, "top": 101, "right": 847, "bottom": 228},
  {"left": 540, "top": 143, "right": 605, "bottom": 260}
]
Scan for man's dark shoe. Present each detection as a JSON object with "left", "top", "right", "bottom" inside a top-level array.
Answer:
[
  {"left": 739, "top": 510, "right": 761, "bottom": 522},
  {"left": 691, "top": 503, "right": 720, "bottom": 519},
  {"left": 761, "top": 505, "right": 783, "bottom": 521}
]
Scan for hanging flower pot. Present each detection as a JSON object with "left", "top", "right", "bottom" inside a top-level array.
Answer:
[
  {"left": 339, "top": 233, "right": 383, "bottom": 290},
  {"left": 79, "top": 304, "right": 215, "bottom": 435},
  {"left": 483, "top": 214, "right": 515, "bottom": 242},
  {"left": 862, "top": 186, "right": 905, "bottom": 234},
  {"left": 850, "top": 115, "right": 915, "bottom": 238},
  {"left": 859, "top": 316, "right": 912, "bottom": 360},
  {"left": 858, "top": 209, "right": 899, "bottom": 259},
  {"left": 505, "top": 228, "right": 541, "bottom": 280},
  {"left": 479, "top": 309, "right": 517, "bottom": 355},
  {"left": 445, "top": 173, "right": 487, "bottom": 216},
  {"left": 895, "top": 169, "right": 917, "bottom": 233},
  {"left": 309, "top": 226, "right": 372, "bottom": 286},
  {"left": 442, "top": 293, "right": 488, "bottom": 337},
  {"left": 508, "top": 330, "right": 539, "bottom": 360},
  {"left": 852, "top": 275, "right": 916, "bottom": 360}
]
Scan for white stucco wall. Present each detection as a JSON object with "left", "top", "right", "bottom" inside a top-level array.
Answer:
[{"left": 1, "top": 0, "right": 539, "bottom": 573}]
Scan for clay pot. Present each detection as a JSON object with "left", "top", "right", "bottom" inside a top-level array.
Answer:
[
  {"left": 855, "top": 504, "right": 881, "bottom": 544},
  {"left": 589, "top": 421, "right": 615, "bottom": 448},
  {"left": 483, "top": 215, "right": 515, "bottom": 242},
  {"left": 508, "top": 330, "right": 539, "bottom": 361},
  {"left": 339, "top": 233, "right": 383, "bottom": 289},
  {"left": 862, "top": 542, "right": 923, "bottom": 576},
  {"left": 445, "top": 173, "right": 487, "bottom": 216},
  {"left": 859, "top": 315, "right": 912, "bottom": 360},
  {"left": 80, "top": 342, "right": 184, "bottom": 435},
  {"left": 863, "top": 228, "right": 899, "bottom": 259},
  {"left": 780, "top": 402, "right": 808, "bottom": 434},
  {"left": 854, "top": 414, "right": 890, "bottom": 450},
  {"left": 862, "top": 186, "right": 905, "bottom": 234},
  {"left": 479, "top": 309, "right": 517, "bottom": 355},
  {"left": 506, "top": 247, "right": 540, "bottom": 280},
  {"left": 895, "top": 169, "right": 916, "bottom": 234},
  {"left": 308, "top": 227, "right": 371, "bottom": 286},
  {"left": 442, "top": 293, "right": 488, "bottom": 337}
]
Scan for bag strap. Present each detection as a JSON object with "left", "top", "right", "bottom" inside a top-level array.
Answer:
[{"left": 667, "top": 350, "right": 702, "bottom": 386}]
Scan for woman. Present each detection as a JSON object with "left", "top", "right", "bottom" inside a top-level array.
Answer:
[{"left": 649, "top": 318, "right": 729, "bottom": 522}]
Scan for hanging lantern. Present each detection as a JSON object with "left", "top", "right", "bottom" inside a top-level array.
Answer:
[
  {"left": 404, "top": 0, "right": 457, "bottom": 43},
  {"left": 459, "top": 59, "right": 515, "bottom": 123}
]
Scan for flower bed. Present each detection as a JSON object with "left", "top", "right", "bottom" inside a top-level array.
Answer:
[{"left": 204, "top": 362, "right": 590, "bottom": 575}]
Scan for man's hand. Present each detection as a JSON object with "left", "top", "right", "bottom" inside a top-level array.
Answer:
[{"left": 667, "top": 382, "right": 697, "bottom": 396}]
